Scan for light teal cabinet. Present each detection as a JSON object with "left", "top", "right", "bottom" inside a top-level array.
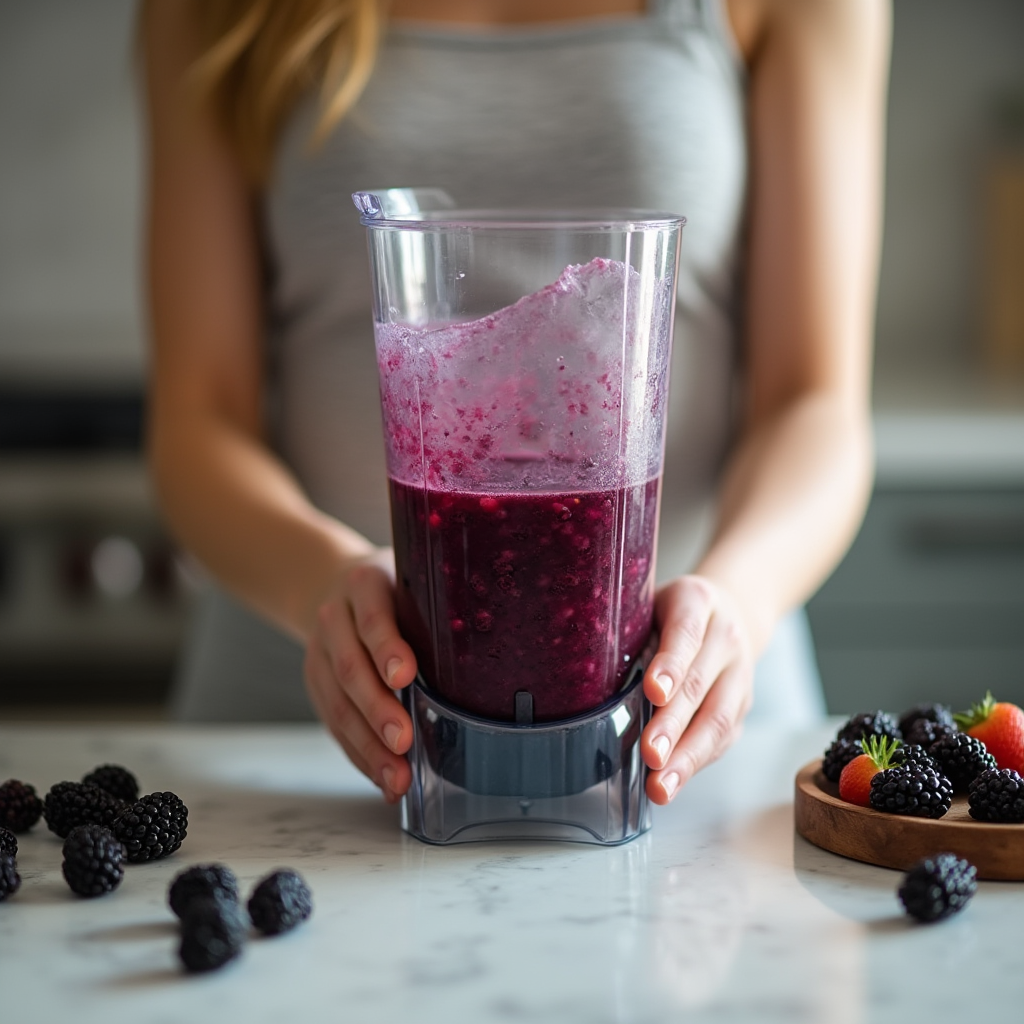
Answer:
[{"left": 807, "top": 488, "right": 1024, "bottom": 715}]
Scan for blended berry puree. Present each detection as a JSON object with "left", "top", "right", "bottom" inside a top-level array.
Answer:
[{"left": 375, "top": 258, "right": 673, "bottom": 721}]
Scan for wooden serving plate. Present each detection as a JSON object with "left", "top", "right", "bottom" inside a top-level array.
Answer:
[{"left": 794, "top": 759, "right": 1024, "bottom": 880}]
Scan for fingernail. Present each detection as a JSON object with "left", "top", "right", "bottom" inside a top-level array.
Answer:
[
  {"left": 383, "top": 721, "right": 402, "bottom": 753},
  {"left": 381, "top": 764, "right": 397, "bottom": 793},
  {"left": 385, "top": 657, "right": 403, "bottom": 685},
  {"left": 652, "top": 672, "right": 672, "bottom": 703},
  {"left": 662, "top": 772, "right": 680, "bottom": 800},
  {"left": 652, "top": 734, "right": 670, "bottom": 765}
]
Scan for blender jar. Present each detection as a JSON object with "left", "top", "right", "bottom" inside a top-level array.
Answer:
[{"left": 354, "top": 188, "right": 684, "bottom": 844}]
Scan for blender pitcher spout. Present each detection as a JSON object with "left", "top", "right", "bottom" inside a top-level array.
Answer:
[{"left": 351, "top": 187, "right": 457, "bottom": 223}]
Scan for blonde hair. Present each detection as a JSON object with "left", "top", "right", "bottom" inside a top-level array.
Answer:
[{"left": 189, "top": 0, "right": 382, "bottom": 184}]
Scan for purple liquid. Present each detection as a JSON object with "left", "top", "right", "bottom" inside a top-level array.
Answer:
[{"left": 390, "top": 477, "right": 660, "bottom": 722}]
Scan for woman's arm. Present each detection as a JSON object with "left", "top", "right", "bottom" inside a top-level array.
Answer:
[
  {"left": 641, "top": 0, "right": 891, "bottom": 801},
  {"left": 142, "top": 0, "right": 417, "bottom": 798}
]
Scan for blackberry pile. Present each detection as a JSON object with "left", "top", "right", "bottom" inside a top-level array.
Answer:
[
  {"left": 898, "top": 853, "right": 977, "bottom": 923},
  {"left": 62, "top": 825, "right": 126, "bottom": 897},
  {"left": 112, "top": 791, "right": 188, "bottom": 862},
  {"left": 929, "top": 733, "right": 997, "bottom": 792},
  {"left": 248, "top": 870, "right": 314, "bottom": 936},
  {"left": 2, "top": 763, "right": 202, "bottom": 916},
  {"left": 0, "top": 779, "right": 43, "bottom": 833},
  {"left": 42, "top": 782, "right": 126, "bottom": 839},
  {"left": 82, "top": 765, "right": 139, "bottom": 803},
  {"left": 169, "top": 863, "right": 314, "bottom": 972},
  {"left": 10, "top": 755, "right": 313, "bottom": 975},
  {"left": 869, "top": 763, "right": 953, "bottom": 818},
  {"left": 968, "top": 768, "right": 1024, "bottom": 823}
]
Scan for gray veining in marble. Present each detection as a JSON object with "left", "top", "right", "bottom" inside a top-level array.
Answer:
[{"left": 1, "top": 722, "right": 1023, "bottom": 1024}]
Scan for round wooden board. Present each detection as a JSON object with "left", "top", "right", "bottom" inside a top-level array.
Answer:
[{"left": 794, "top": 759, "right": 1024, "bottom": 880}]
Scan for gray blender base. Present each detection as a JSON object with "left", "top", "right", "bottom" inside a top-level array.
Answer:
[{"left": 401, "top": 667, "right": 652, "bottom": 845}]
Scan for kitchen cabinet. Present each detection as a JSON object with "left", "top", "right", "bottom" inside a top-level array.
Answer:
[{"left": 808, "top": 413, "right": 1024, "bottom": 714}]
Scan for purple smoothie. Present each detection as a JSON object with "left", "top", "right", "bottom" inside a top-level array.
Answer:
[
  {"left": 390, "top": 477, "right": 660, "bottom": 721},
  {"left": 374, "top": 258, "right": 673, "bottom": 720}
]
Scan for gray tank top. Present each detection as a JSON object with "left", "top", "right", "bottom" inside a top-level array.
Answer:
[{"left": 264, "top": 0, "right": 747, "bottom": 581}]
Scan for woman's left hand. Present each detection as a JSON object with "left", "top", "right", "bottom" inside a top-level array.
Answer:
[{"left": 640, "top": 575, "right": 756, "bottom": 803}]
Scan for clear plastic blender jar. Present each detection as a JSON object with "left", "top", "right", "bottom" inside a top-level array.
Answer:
[{"left": 354, "top": 188, "right": 684, "bottom": 844}]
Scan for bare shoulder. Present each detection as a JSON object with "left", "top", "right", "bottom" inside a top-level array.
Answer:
[{"left": 725, "top": 0, "right": 890, "bottom": 68}]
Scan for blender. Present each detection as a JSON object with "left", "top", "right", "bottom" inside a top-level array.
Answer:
[{"left": 353, "top": 188, "right": 684, "bottom": 845}]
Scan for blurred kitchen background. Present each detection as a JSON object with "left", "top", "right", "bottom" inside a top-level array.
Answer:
[{"left": 1, "top": 0, "right": 1023, "bottom": 720}]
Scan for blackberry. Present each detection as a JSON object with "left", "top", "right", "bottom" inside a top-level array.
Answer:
[
  {"left": 0, "top": 853, "right": 20, "bottom": 901},
  {"left": 892, "top": 743, "right": 940, "bottom": 773},
  {"left": 82, "top": 764, "right": 139, "bottom": 803},
  {"left": 179, "top": 896, "right": 247, "bottom": 973},
  {"left": 61, "top": 825, "right": 126, "bottom": 897},
  {"left": 904, "top": 718, "right": 956, "bottom": 750},
  {"left": 929, "top": 732, "right": 997, "bottom": 792},
  {"left": 112, "top": 791, "right": 188, "bottom": 862},
  {"left": 247, "top": 870, "right": 313, "bottom": 935},
  {"left": 43, "top": 782, "right": 126, "bottom": 839},
  {"left": 169, "top": 864, "right": 239, "bottom": 919},
  {"left": 898, "top": 702, "right": 955, "bottom": 737},
  {"left": 821, "top": 737, "right": 861, "bottom": 783},
  {"left": 0, "top": 826, "right": 17, "bottom": 859},
  {"left": 898, "top": 853, "right": 976, "bottom": 923},
  {"left": 0, "top": 779, "right": 43, "bottom": 833},
  {"left": 837, "top": 711, "right": 902, "bottom": 745},
  {"left": 869, "top": 763, "right": 953, "bottom": 818},
  {"left": 968, "top": 768, "right": 1024, "bottom": 823}
]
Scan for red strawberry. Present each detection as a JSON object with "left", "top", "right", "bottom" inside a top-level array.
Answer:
[
  {"left": 838, "top": 735, "right": 901, "bottom": 806},
  {"left": 955, "top": 693, "right": 1024, "bottom": 773}
]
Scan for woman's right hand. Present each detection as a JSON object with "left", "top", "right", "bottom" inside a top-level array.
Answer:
[{"left": 303, "top": 548, "right": 419, "bottom": 802}]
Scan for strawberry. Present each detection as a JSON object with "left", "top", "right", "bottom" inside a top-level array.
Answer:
[
  {"left": 838, "top": 735, "right": 901, "bottom": 806},
  {"left": 954, "top": 692, "right": 1024, "bottom": 774}
]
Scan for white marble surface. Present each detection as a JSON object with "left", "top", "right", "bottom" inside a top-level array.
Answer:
[{"left": 2, "top": 722, "right": 1023, "bottom": 1024}]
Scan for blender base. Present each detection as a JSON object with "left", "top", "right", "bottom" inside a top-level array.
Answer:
[{"left": 401, "top": 666, "right": 652, "bottom": 846}]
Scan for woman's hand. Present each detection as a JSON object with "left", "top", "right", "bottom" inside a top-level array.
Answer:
[
  {"left": 640, "top": 575, "right": 755, "bottom": 804},
  {"left": 303, "top": 548, "right": 419, "bottom": 803}
]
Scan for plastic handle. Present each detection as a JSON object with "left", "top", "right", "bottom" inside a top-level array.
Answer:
[{"left": 351, "top": 187, "right": 457, "bottom": 221}]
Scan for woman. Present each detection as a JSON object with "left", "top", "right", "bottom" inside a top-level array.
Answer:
[{"left": 143, "top": 0, "right": 889, "bottom": 805}]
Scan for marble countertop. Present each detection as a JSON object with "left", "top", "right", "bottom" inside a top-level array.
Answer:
[{"left": 2, "top": 722, "right": 1023, "bottom": 1024}]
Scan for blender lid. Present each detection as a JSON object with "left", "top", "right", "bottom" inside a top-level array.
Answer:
[{"left": 352, "top": 187, "right": 686, "bottom": 230}]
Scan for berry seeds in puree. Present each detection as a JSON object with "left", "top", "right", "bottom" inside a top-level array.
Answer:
[
  {"left": 377, "top": 259, "right": 672, "bottom": 722},
  {"left": 390, "top": 477, "right": 660, "bottom": 721}
]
